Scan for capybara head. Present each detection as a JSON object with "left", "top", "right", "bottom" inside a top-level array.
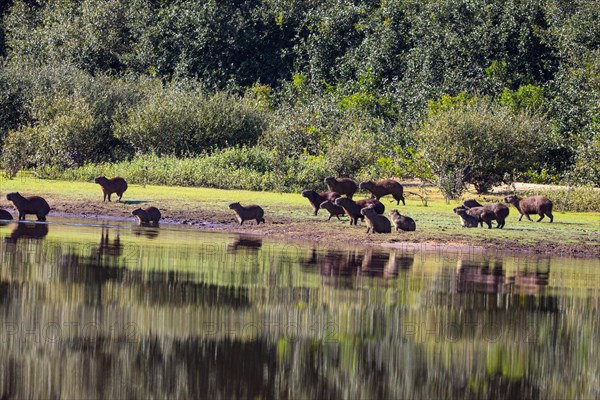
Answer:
[
  {"left": 359, "top": 181, "right": 374, "bottom": 190},
  {"left": 131, "top": 208, "right": 143, "bottom": 216},
  {"left": 360, "top": 206, "right": 377, "bottom": 217},
  {"left": 94, "top": 176, "right": 107, "bottom": 184},
  {"left": 388, "top": 210, "right": 400, "bottom": 218},
  {"left": 504, "top": 195, "right": 520, "bottom": 205},
  {"left": 453, "top": 206, "right": 468, "bottom": 214},
  {"left": 324, "top": 177, "right": 336, "bottom": 185},
  {"left": 6, "top": 192, "right": 20, "bottom": 201},
  {"left": 301, "top": 190, "right": 312, "bottom": 198},
  {"left": 228, "top": 202, "right": 241, "bottom": 209}
]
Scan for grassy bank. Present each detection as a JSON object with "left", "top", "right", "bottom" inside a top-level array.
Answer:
[{"left": 0, "top": 175, "right": 598, "bottom": 258}]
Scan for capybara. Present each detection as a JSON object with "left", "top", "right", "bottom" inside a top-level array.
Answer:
[
  {"left": 462, "top": 199, "right": 483, "bottom": 209},
  {"left": 355, "top": 198, "right": 385, "bottom": 215},
  {"left": 361, "top": 207, "right": 392, "bottom": 233},
  {"left": 388, "top": 210, "right": 416, "bottom": 231},
  {"left": 0, "top": 209, "right": 13, "bottom": 221},
  {"left": 132, "top": 206, "right": 162, "bottom": 224},
  {"left": 504, "top": 195, "right": 554, "bottom": 222},
  {"left": 228, "top": 202, "right": 265, "bottom": 225},
  {"left": 6, "top": 192, "right": 50, "bottom": 221},
  {"left": 94, "top": 176, "right": 128, "bottom": 202},
  {"left": 463, "top": 201, "right": 510, "bottom": 229},
  {"left": 334, "top": 197, "right": 365, "bottom": 225},
  {"left": 319, "top": 200, "right": 346, "bottom": 221},
  {"left": 301, "top": 190, "right": 340, "bottom": 216},
  {"left": 324, "top": 177, "right": 358, "bottom": 199},
  {"left": 463, "top": 206, "right": 496, "bottom": 229},
  {"left": 359, "top": 179, "right": 406, "bottom": 205},
  {"left": 453, "top": 206, "right": 479, "bottom": 228}
]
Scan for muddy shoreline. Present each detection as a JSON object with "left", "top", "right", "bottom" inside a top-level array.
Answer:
[{"left": 3, "top": 197, "right": 593, "bottom": 259}]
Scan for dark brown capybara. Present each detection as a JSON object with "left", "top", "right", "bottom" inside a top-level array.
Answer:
[
  {"left": 453, "top": 206, "right": 479, "bottom": 228},
  {"left": 361, "top": 207, "right": 392, "bottom": 233},
  {"left": 301, "top": 190, "right": 340, "bottom": 216},
  {"left": 355, "top": 198, "right": 385, "bottom": 215},
  {"left": 334, "top": 197, "right": 366, "bottom": 225},
  {"left": 359, "top": 179, "right": 406, "bottom": 205},
  {"left": 94, "top": 176, "right": 128, "bottom": 202},
  {"left": 463, "top": 201, "right": 510, "bottom": 229},
  {"left": 0, "top": 208, "right": 13, "bottom": 221},
  {"left": 319, "top": 200, "right": 346, "bottom": 221},
  {"left": 388, "top": 210, "right": 416, "bottom": 231},
  {"left": 462, "top": 199, "right": 483, "bottom": 209},
  {"left": 132, "top": 206, "right": 162, "bottom": 224},
  {"left": 6, "top": 192, "right": 50, "bottom": 221},
  {"left": 228, "top": 202, "right": 265, "bottom": 225},
  {"left": 504, "top": 195, "right": 554, "bottom": 222},
  {"left": 324, "top": 177, "right": 358, "bottom": 199},
  {"left": 464, "top": 206, "right": 496, "bottom": 229}
]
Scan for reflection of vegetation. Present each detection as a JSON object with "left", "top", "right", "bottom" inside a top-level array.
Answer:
[{"left": 0, "top": 224, "right": 598, "bottom": 398}]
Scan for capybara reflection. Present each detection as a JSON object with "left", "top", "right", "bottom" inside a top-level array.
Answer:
[
  {"left": 94, "top": 176, "right": 128, "bottom": 202},
  {"left": 228, "top": 202, "right": 265, "bottom": 225},
  {"left": 360, "top": 207, "right": 391, "bottom": 233},
  {"left": 319, "top": 200, "right": 346, "bottom": 221},
  {"left": 301, "top": 190, "right": 340, "bottom": 216},
  {"left": 388, "top": 210, "right": 416, "bottom": 231},
  {"left": 6, "top": 192, "right": 50, "bottom": 221},
  {"left": 359, "top": 179, "right": 405, "bottom": 205},
  {"left": 0, "top": 209, "right": 13, "bottom": 221},
  {"left": 324, "top": 177, "right": 358, "bottom": 199},
  {"left": 6, "top": 222, "right": 49, "bottom": 242},
  {"left": 335, "top": 197, "right": 384, "bottom": 225},
  {"left": 132, "top": 206, "right": 161, "bottom": 224},
  {"left": 504, "top": 195, "right": 553, "bottom": 222}
]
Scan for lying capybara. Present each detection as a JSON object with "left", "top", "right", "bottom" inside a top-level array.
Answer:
[
  {"left": 453, "top": 206, "right": 479, "bottom": 228},
  {"left": 324, "top": 177, "right": 358, "bottom": 199},
  {"left": 319, "top": 200, "right": 346, "bottom": 221},
  {"left": 0, "top": 208, "right": 13, "bottom": 221},
  {"left": 229, "top": 202, "right": 265, "bottom": 225},
  {"left": 355, "top": 198, "right": 385, "bottom": 214},
  {"left": 132, "top": 206, "right": 162, "bottom": 224},
  {"left": 462, "top": 199, "right": 483, "bottom": 209},
  {"left": 6, "top": 192, "right": 50, "bottom": 221},
  {"left": 388, "top": 210, "right": 416, "bottom": 231},
  {"left": 359, "top": 179, "right": 405, "bottom": 205},
  {"left": 301, "top": 190, "right": 340, "bottom": 216},
  {"left": 504, "top": 195, "right": 554, "bottom": 222},
  {"left": 94, "top": 176, "right": 128, "bottom": 202},
  {"left": 361, "top": 207, "right": 392, "bottom": 233},
  {"left": 464, "top": 206, "right": 496, "bottom": 229}
]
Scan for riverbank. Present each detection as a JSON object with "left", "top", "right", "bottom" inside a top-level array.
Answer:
[{"left": 0, "top": 177, "right": 598, "bottom": 258}]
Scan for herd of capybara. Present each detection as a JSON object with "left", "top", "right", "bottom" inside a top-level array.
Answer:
[{"left": 0, "top": 175, "right": 556, "bottom": 237}]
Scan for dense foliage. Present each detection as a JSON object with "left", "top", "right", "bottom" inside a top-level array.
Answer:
[{"left": 0, "top": 0, "right": 599, "bottom": 194}]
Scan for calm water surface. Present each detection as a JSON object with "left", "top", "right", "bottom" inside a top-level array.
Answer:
[{"left": 0, "top": 218, "right": 598, "bottom": 399}]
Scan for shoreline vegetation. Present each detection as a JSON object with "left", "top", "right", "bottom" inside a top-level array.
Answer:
[{"left": 0, "top": 176, "right": 598, "bottom": 259}]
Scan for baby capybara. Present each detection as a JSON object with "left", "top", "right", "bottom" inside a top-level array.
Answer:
[
  {"left": 359, "top": 179, "right": 405, "bottom": 205},
  {"left": 324, "top": 177, "right": 358, "bottom": 199},
  {"left": 388, "top": 210, "right": 416, "bottom": 232},
  {"left": 361, "top": 207, "right": 391, "bottom": 234},
  {"left": 0, "top": 209, "right": 13, "bottom": 220},
  {"left": 319, "top": 200, "right": 346, "bottom": 221},
  {"left": 132, "top": 206, "right": 162, "bottom": 224},
  {"left": 463, "top": 201, "right": 510, "bottom": 229},
  {"left": 94, "top": 176, "right": 128, "bottom": 202},
  {"left": 229, "top": 202, "right": 265, "bottom": 225},
  {"left": 453, "top": 206, "right": 479, "bottom": 228},
  {"left": 6, "top": 192, "right": 50, "bottom": 221},
  {"left": 504, "top": 195, "right": 554, "bottom": 223},
  {"left": 301, "top": 190, "right": 340, "bottom": 216}
]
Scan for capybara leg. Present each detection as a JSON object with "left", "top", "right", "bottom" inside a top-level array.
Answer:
[
  {"left": 37, "top": 215, "right": 46, "bottom": 222},
  {"left": 486, "top": 221, "right": 492, "bottom": 229},
  {"left": 103, "top": 193, "right": 107, "bottom": 202},
  {"left": 239, "top": 220, "right": 244, "bottom": 226},
  {"left": 19, "top": 213, "right": 25, "bottom": 220},
  {"left": 365, "top": 227, "right": 371, "bottom": 233},
  {"left": 108, "top": 193, "right": 112, "bottom": 202},
  {"left": 525, "top": 213, "right": 533, "bottom": 221},
  {"left": 118, "top": 193, "right": 123, "bottom": 202},
  {"left": 313, "top": 209, "right": 318, "bottom": 216},
  {"left": 328, "top": 215, "right": 333, "bottom": 221},
  {"left": 335, "top": 215, "right": 341, "bottom": 220},
  {"left": 536, "top": 214, "right": 545, "bottom": 222},
  {"left": 547, "top": 212, "right": 553, "bottom": 223}
]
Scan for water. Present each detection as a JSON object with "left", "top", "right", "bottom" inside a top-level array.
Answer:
[{"left": 0, "top": 218, "right": 598, "bottom": 399}]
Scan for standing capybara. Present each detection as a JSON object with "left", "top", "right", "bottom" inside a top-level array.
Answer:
[
  {"left": 462, "top": 206, "right": 496, "bottom": 229},
  {"left": 6, "top": 192, "right": 50, "bottom": 221},
  {"left": 301, "top": 190, "right": 340, "bottom": 216},
  {"left": 94, "top": 176, "right": 128, "bottom": 202},
  {"left": 335, "top": 198, "right": 385, "bottom": 226},
  {"left": 361, "top": 207, "right": 392, "bottom": 233},
  {"left": 324, "top": 177, "right": 358, "bottom": 199},
  {"left": 319, "top": 200, "right": 346, "bottom": 221},
  {"left": 0, "top": 208, "right": 13, "bottom": 221},
  {"left": 453, "top": 206, "right": 479, "bottom": 228},
  {"left": 388, "top": 210, "right": 416, "bottom": 231},
  {"left": 504, "top": 195, "right": 554, "bottom": 223},
  {"left": 359, "top": 179, "right": 406, "bottom": 205},
  {"left": 229, "top": 202, "right": 265, "bottom": 225},
  {"left": 132, "top": 206, "right": 162, "bottom": 224},
  {"left": 462, "top": 201, "right": 510, "bottom": 229}
]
